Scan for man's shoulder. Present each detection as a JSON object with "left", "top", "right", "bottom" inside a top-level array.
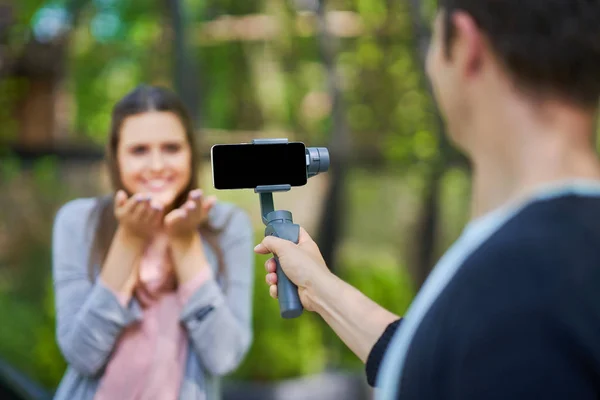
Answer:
[
  {"left": 477, "top": 193, "right": 600, "bottom": 263},
  {"left": 452, "top": 194, "right": 600, "bottom": 313},
  {"left": 503, "top": 193, "right": 600, "bottom": 236}
]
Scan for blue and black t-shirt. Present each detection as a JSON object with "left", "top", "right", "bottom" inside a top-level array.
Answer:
[{"left": 367, "top": 181, "right": 600, "bottom": 399}]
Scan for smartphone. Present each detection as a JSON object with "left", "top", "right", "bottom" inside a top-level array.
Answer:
[{"left": 211, "top": 142, "right": 308, "bottom": 190}]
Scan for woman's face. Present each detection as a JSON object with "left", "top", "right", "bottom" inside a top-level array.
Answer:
[{"left": 116, "top": 111, "right": 192, "bottom": 208}]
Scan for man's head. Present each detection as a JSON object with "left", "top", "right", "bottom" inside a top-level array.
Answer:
[{"left": 426, "top": 0, "right": 600, "bottom": 152}]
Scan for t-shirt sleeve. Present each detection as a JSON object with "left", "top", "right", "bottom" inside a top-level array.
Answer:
[{"left": 365, "top": 318, "right": 403, "bottom": 386}]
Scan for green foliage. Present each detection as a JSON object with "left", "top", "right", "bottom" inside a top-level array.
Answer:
[
  {"left": 0, "top": 152, "right": 22, "bottom": 181},
  {"left": 230, "top": 252, "right": 328, "bottom": 381},
  {"left": 0, "top": 77, "right": 28, "bottom": 141},
  {"left": 0, "top": 157, "right": 74, "bottom": 388},
  {"left": 0, "top": 289, "right": 65, "bottom": 389},
  {"left": 357, "top": 0, "right": 388, "bottom": 30}
]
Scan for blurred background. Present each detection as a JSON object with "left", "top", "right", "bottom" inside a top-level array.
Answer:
[{"left": 0, "top": 0, "right": 478, "bottom": 398}]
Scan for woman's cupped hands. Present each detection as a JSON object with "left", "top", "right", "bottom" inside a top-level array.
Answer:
[{"left": 114, "top": 189, "right": 217, "bottom": 240}]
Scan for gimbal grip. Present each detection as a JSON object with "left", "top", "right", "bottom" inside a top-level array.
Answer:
[{"left": 265, "top": 221, "right": 303, "bottom": 319}]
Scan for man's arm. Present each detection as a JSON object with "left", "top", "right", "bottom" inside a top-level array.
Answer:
[
  {"left": 256, "top": 228, "right": 402, "bottom": 381},
  {"left": 308, "top": 272, "right": 401, "bottom": 363}
]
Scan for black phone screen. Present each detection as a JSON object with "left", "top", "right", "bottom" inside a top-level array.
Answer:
[{"left": 211, "top": 142, "right": 308, "bottom": 190}]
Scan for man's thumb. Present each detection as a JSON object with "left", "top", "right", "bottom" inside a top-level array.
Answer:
[{"left": 254, "top": 235, "right": 291, "bottom": 255}]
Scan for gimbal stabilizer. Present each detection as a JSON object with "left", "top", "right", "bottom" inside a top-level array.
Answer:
[{"left": 252, "top": 138, "right": 330, "bottom": 318}]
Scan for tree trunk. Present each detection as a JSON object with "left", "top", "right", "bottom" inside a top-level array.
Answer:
[
  {"left": 7, "top": 35, "right": 68, "bottom": 148},
  {"left": 2, "top": 0, "right": 90, "bottom": 148},
  {"left": 165, "top": 0, "right": 202, "bottom": 130},
  {"left": 408, "top": 166, "right": 442, "bottom": 288},
  {"left": 314, "top": 0, "right": 351, "bottom": 274},
  {"left": 13, "top": 77, "right": 57, "bottom": 147},
  {"left": 404, "top": 0, "right": 468, "bottom": 289}
]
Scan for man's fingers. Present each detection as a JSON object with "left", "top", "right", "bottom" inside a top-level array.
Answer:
[
  {"left": 254, "top": 226, "right": 314, "bottom": 256},
  {"left": 254, "top": 235, "right": 293, "bottom": 255},
  {"left": 265, "top": 272, "right": 277, "bottom": 285},
  {"left": 269, "top": 284, "right": 278, "bottom": 299},
  {"left": 297, "top": 226, "right": 326, "bottom": 262},
  {"left": 298, "top": 227, "right": 320, "bottom": 251},
  {"left": 297, "top": 227, "right": 315, "bottom": 244},
  {"left": 264, "top": 258, "right": 276, "bottom": 273}
]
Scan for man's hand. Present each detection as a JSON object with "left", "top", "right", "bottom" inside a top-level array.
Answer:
[
  {"left": 256, "top": 225, "right": 400, "bottom": 364},
  {"left": 164, "top": 189, "right": 217, "bottom": 241},
  {"left": 114, "top": 190, "right": 164, "bottom": 240},
  {"left": 254, "top": 227, "right": 331, "bottom": 312}
]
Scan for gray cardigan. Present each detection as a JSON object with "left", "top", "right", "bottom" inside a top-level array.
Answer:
[{"left": 51, "top": 197, "right": 255, "bottom": 400}]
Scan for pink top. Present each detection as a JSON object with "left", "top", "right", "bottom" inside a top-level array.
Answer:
[{"left": 94, "top": 236, "right": 211, "bottom": 400}]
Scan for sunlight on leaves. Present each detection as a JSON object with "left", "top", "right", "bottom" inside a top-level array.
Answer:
[
  {"left": 91, "top": 10, "right": 122, "bottom": 42},
  {"left": 413, "top": 129, "right": 438, "bottom": 160},
  {"left": 356, "top": 37, "right": 383, "bottom": 69},
  {"left": 105, "top": 59, "right": 140, "bottom": 101},
  {"left": 356, "top": 0, "right": 387, "bottom": 30},
  {"left": 347, "top": 103, "right": 374, "bottom": 131},
  {"left": 129, "top": 16, "right": 160, "bottom": 48},
  {"left": 31, "top": 4, "right": 70, "bottom": 42}
]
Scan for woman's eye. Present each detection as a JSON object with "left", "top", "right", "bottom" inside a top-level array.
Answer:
[
  {"left": 164, "top": 143, "right": 181, "bottom": 153},
  {"left": 130, "top": 145, "right": 147, "bottom": 155}
]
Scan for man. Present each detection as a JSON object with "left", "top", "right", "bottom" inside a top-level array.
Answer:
[{"left": 255, "top": 1, "right": 600, "bottom": 399}]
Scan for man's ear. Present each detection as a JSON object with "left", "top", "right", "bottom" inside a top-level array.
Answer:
[{"left": 451, "top": 11, "right": 483, "bottom": 77}]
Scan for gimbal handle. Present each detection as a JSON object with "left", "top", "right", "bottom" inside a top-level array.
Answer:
[{"left": 253, "top": 138, "right": 303, "bottom": 318}]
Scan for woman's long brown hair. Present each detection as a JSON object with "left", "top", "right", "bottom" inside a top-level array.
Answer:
[{"left": 87, "top": 85, "right": 230, "bottom": 287}]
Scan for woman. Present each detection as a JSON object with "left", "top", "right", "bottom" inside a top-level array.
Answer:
[{"left": 51, "top": 85, "right": 254, "bottom": 400}]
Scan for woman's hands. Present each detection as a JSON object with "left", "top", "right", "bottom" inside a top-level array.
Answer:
[
  {"left": 164, "top": 189, "right": 216, "bottom": 284},
  {"left": 114, "top": 190, "right": 164, "bottom": 240},
  {"left": 164, "top": 189, "right": 217, "bottom": 242},
  {"left": 113, "top": 188, "right": 217, "bottom": 242},
  {"left": 112, "top": 188, "right": 216, "bottom": 289},
  {"left": 115, "top": 189, "right": 216, "bottom": 293}
]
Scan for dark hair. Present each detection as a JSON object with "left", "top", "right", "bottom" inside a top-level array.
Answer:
[
  {"left": 88, "top": 84, "right": 230, "bottom": 286},
  {"left": 439, "top": 0, "right": 600, "bottom": 109}
]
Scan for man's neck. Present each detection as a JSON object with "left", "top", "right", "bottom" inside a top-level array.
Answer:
[{"left": 468, "top": 98, "right": 600, "bottom": 220}]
